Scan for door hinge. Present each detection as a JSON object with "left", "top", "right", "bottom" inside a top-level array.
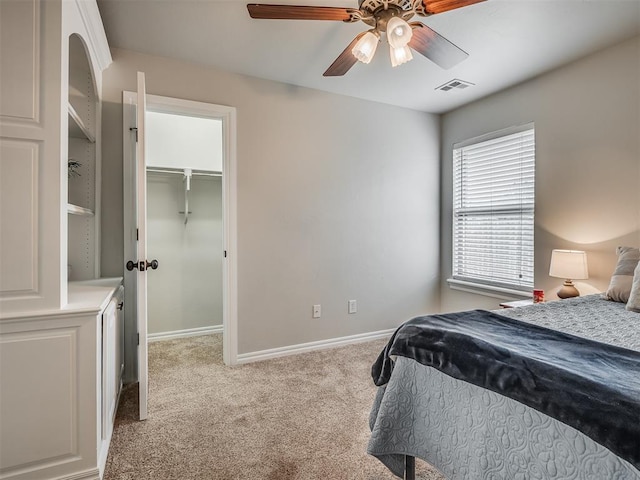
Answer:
[
  {"left": 136, "top": 228, "right": 139, "bottom": 241},
  {"left": 130, "top": 127, "right": 138, "bottom": 142},
  {"left": 224, "top": 250, "right": 227, "bottom": 258},
  {"left": 136, "top": 333, "right": 140, "bottom": 345}
]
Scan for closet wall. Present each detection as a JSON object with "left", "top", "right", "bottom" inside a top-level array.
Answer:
[
  {"left": 147, "top": 172, "right": 223, "bottom": 335},
  {"left": 145, "top": 111, "right": 224, "bottom": 337}
]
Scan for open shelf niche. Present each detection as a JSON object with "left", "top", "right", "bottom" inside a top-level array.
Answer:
[{"left": 67, "top": 33, "right": 99, "bottom": 281}]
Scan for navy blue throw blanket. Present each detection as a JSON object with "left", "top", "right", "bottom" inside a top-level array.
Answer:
[{"left": 372, "top": 310, "right": 640, "bottom": 470}]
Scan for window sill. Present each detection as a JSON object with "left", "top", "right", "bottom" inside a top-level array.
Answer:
[{"left": 447, "top": 278, "right": 532, "bottom": 300}]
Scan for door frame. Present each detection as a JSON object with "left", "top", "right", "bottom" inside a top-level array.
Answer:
[{"left": 122, "top": 92, "right": 238, "bottom": 375}]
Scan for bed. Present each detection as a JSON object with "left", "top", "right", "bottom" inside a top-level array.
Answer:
[{"left": 367, "top": 294, "right": 640, "bottom": 479}]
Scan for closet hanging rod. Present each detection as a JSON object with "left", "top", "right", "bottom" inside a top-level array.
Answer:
[{"left": 146, "top": 167, "right": 222, "bottom": 177}]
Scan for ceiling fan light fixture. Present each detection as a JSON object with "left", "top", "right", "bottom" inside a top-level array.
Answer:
[
  {"left": 352, "top": 30, "right": 379, "bottom": 64},
  {"left": 386, "top": 16, "right": 412, "bottom": 48},
  {"left": 389, "top": 44, "right": 413, "bottom": 67},
  {"left": 246, "top": 0, "right": 480, "bottom": 77}
]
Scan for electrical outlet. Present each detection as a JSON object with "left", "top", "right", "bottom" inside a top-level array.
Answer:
[
  {"left": 313, "top": 304, "right": 321, "bottom": 318},
  {"left": 348, "top": 299, "right": 357, "bottom": 314}
]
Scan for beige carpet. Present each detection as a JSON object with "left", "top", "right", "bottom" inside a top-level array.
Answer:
[{"left": 104, "top": 334, "right": 446, "bottom": 480}]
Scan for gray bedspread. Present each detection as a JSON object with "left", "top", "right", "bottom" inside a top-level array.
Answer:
[{"left": 367, "top": 295, "right": 640, "bottom": 479}]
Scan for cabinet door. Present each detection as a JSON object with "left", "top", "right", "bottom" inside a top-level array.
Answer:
[
  {"left": 102, "top": 297, "right": 118, "bottom": 439},
  {"left": 115, "top": 286, "right": 125, "bottom": 396},
  {"left": 116, "top": 285, "right": 124, "bottom": 390}
]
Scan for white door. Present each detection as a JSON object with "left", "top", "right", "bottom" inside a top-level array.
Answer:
[
  {"left": 122, "top": 84, "right": 150, "bottom": 419},
  {"left": 122, "top": 73, "right": 157, "bottom": 421},
  {"left": 135, "top": 72, "right": 149, "bottom": 420}
]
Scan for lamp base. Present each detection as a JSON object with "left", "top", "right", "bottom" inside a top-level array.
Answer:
[{"left": 557, "top": 280, "right": 579, "bottom": 299}]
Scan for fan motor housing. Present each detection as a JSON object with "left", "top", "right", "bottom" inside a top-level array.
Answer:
[
  {"left": 359, "top": 0, "right": 413, "bottom": 12},
  {"left": 359, "top": 0, "right": 416, "bottom": 28}
]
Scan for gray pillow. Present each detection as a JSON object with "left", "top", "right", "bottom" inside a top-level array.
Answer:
[
  {"left": 604, "top": 246, "right": 640, "bottom": 303},
  {"left": 626, "top": 261, "right": 640, "bottom": 312}
]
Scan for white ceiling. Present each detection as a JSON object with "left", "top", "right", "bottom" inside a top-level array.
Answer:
[{"left": 97, "top": 0, "right": 640, "bottom": 113}]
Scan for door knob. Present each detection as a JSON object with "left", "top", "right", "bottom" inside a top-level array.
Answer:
[
  {"left": 126, "top": 259, "right": 159, "bottom": 271},
  {"left": 146, "top": 259, "right": 159, "bottom": 270}
]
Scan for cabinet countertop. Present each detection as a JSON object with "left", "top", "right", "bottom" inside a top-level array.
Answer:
[
  {"left": 1, "top": 278, "right": 123, "bottom": 321},
  {"left": 67, "top": 278, "right": 123, "bottom": 312}
]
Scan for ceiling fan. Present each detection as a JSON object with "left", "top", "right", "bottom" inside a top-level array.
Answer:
[{"left": 247, "top": 0, "right": 485, "bottom": 76}]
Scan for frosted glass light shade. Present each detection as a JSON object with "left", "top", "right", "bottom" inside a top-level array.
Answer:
[
  {"left": 389, "top": 45, "right": 413, "bottom": 67},
  {"left": 549, "top": 249, "right": 589, "bottom": 280},
  {"left": 386, "top": 16, "right": 413, "bottom": 48},
  {"left": 352, "top": 31, "right": 379, "bottom": 64}
]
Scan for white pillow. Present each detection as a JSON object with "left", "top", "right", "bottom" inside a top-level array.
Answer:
[
  {"left": 626, "top": 261, "right": 640, "bottom": 312},
  {"left": 604, "top": 246, "right": 640, "bottom": 303}
]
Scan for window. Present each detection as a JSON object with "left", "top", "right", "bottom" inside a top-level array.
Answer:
[{"left": 452, "top": 125, "right": 535, "bottom": 293}]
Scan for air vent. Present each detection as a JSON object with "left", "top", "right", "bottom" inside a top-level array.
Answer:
[{"left": 436, "top": 79, "right": 474, "bottom": 92}]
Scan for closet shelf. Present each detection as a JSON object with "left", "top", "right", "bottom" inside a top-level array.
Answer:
[
  {"left": 67, "top": 203, "right": 94, "bottom": 216},
  {"left": 68, "top": 103, "right": 95, "bottom": 142}
]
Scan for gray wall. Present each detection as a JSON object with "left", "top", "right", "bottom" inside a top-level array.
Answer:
[
  {"left": 440, "top": 36, "right": 640, "bottom": 312},
  {"left": 147, "top": 173, "right": 223, "bottom": 335},
  {"left": 101, "top": 48, "right": 441, "bottom": 355}
]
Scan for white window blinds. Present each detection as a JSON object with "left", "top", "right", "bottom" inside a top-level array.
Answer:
[{"left": 452, "top": 127, "right": 535, "bottom": 291}]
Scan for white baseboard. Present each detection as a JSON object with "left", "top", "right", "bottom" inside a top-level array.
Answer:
[
  {"left": 148, "top": 325, "right": 223, "bottom": 343},
  {"left": 236, "top": 328, "right": 395, "bottom": 364}
]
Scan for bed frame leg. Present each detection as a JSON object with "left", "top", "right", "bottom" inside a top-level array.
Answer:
[{"left": 404, "top": 455, "right": 415, "bottom": 480}]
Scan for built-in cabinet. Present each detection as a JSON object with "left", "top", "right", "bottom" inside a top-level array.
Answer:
[
  {"left": 0, "top": 279, "right": 124, "bottom": 480},
  {"left": 0, "top": 0, "right": 110, "bottom": 312},
  {"left": 0, "top": 1, "right": 118, "bottom": 479}
]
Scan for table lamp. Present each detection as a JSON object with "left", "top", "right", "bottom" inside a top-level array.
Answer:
[{"left": 549, "top": 249, "right": 589, "bottom": 299}]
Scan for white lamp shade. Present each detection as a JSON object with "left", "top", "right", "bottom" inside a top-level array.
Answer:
[
  {"left": 549, "top": 249, "right": 589, "bottom": 280},
  {"left": 386, "top": 17, "right": 413, "bottom": 48},
  {"left": 389, "top": 45, "right": 413, "bottom": 67},
  {"left": 352, "top": 31, "right": 379, "bottom": 64}
]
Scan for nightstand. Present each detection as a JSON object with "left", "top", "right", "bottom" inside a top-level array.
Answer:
[{"left": 499, "top": 299, "right": 534, "bottom": 309}]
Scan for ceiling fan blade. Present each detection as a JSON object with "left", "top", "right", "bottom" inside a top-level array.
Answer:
[
  {"left": 422, "top": 0, "right": 485, "bottom": 15},
  {"left": 247, "top": 4, "right": 354, "bottom": 21},
  {"left": 408, "top": 22, "right": 468, "bottom": 69},
  {"left": 323, "top": 32, "right": 365, "bottom": 77}
]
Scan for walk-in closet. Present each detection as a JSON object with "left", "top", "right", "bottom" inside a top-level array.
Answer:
[{"left": 145, "top": 111, "right": 223, "bottom": 340}]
